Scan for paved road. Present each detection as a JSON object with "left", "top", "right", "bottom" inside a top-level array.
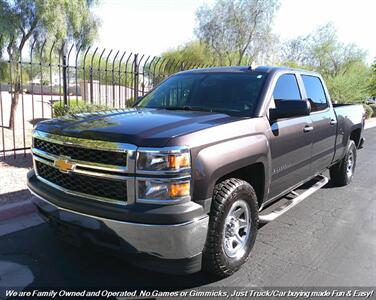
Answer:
[{"left": 1, "top": 128, "right": 376, "bottom": 294}]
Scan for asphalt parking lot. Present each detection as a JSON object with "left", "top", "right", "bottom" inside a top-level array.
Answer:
[{"left": 0, "top": 128, "right": 375, "bottom": 295}]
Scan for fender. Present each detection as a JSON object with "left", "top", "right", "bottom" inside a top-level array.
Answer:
[
  {"left": 192, "top": 134, "right": 271, "bottom": 205},
  {"left": 333, "top": 112, "right": 363, "bottom": 163}
]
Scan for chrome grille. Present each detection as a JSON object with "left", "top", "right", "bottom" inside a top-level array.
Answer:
[
  {"left": 34, "top": 138, "right": 127, "bottom": 166},
  {"left": 35, "top": 161, "right": 127, "bottom": 202},
  {"left": 31, "top": 130, "right": 137, "bottom": 205}
]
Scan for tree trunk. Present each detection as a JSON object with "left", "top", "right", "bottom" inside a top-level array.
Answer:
[
  {"left": 237, "top": 54, "right": 244, "bottom": 66},
  {"left": 6, "top": 40, "right": 24, "bottom": 129},
  {"left": 8, "top": 83, "right": 21, "bottom": 129}
]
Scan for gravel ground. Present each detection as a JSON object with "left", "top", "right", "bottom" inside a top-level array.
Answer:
[
  {"left": 0, "top": 153, "right": 32, "bottom": 205},
  {"left": 0, "top": 91, "right": 55, "bottom": 206},
  {"left": 0, "top": 92, "right": 53, "bottom": 153}
]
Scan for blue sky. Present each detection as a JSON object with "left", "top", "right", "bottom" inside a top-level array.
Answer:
[{"left": 94, "top": 0, "right": 376, "bottom": 63}]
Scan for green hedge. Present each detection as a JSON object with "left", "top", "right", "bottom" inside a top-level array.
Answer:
[
  {"left": 53, "top": 100, "right": 109, "bottom": 117},
  {"left": 369, "top": 104, "right": 376, "bottom": 118},
  {"left": 363, "top": 104, "right": 373, "bottom": 119}
]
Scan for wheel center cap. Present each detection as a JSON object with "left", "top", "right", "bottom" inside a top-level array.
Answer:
[{"left": 226, "top": 220, "right": 238, "bottom": 237}]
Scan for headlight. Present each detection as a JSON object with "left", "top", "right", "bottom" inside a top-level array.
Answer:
[
  {"left": 136, "top": 147, "right": 191, "bottom": 204},
  {"left": 137, "top": 147, "right": 191, "bottom": 173},
  {"left": 137, "top": 179, "right": 191, "bottom": 204}
]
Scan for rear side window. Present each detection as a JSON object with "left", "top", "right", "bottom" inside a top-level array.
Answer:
[
  {"left": 301, "top": 75, "right": 328, "bottom": 112},
  {"left": 273, "top": 74, "right": 301, "bottom": 100}
]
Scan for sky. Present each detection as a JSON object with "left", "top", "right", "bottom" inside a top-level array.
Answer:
[{"left": 94, "top": 0, "right": 376, "bottom": 63}]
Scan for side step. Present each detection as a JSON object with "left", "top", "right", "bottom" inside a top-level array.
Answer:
[{"left": 259, "top": 175, "right": 329, "bottom": 224}]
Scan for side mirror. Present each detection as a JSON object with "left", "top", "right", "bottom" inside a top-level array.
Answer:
[{"left": 269, "top": 99, "right": 311, "bottom": 120}]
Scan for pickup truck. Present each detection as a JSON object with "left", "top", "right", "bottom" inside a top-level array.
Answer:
[{"left": 27, "top": 66, "right": 365, "bottom": 277}]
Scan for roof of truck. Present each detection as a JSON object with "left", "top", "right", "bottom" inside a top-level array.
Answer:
[{"left": 178, "top": 65, "right": 319, "bottom": 76}]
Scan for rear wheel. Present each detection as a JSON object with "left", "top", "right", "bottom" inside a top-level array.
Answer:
[
  {"left": 203, "top": 178, "right": 258, "bottom": 277},
  {"left": 330, "top": 140, "right": 357, "bottom": 186}
]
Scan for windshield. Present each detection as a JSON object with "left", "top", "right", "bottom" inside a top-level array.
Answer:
[{"left": 136, "top": 72, "right": 267, "bottom": 116}]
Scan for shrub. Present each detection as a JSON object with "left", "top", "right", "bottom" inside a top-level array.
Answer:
[
  {"left": 363, "top": 104, "right": 373, "bottom": 119},
  {"left": 369, "top": 104, "right": 376, "bottom": 118},
  {"left": 53, "top": 100, "right": 109, "bottom": 117}
]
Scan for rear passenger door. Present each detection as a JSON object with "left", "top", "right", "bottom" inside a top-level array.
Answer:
[
  {"left": 267, "top": 74, "right": 314, "bottom": 200},
  {"left": 301, "top": 74, "right": 337, "bottom": 174}
]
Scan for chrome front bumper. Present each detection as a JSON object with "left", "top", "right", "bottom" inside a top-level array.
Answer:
[{"left": 30, "top": 190, "right": 209, "bottom": 262}]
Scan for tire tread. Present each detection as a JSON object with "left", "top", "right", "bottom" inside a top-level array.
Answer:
[{"left": 203, "top": 178, "right": 258, "bottom": 277}]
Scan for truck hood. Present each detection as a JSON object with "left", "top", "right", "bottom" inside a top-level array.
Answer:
[{"left": 35, "top": 108, "right": 243, "bottom": 147}]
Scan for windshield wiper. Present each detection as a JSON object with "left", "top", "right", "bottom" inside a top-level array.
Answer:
[
  {"left": 162, "top": 106, "right": 214, "bottom": 112},
  {"left": 150, "top": 105, "right": 231, "bottom": 115}
]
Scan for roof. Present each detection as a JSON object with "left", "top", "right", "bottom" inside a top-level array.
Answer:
[{"left": 178, "top": 65, "right": 319, "bottom": 76}]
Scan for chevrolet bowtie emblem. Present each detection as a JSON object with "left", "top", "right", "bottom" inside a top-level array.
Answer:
[{"left": 54, "top": 157, "right": 75, "bottom": 173}]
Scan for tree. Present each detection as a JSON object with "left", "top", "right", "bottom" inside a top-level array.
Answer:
[
  {"left": 0, "top": 0, "right": 99, "bottom": 128},
  {"left": 78, "top": 51, "right": 137, "bottom": 97},
  {"left": 325, "top": 62, "right": 369, "bottom": 103},
  {"left": 280, "top": 23, "right": 369, "bottom": 103},
  {"left": 162, "top": 41, "right": 215, "bottom": 67},
  {"left": 368, "top": 58, "right": 376, "bottom": 97},
  {"left": 195, "top": 0, "right": 280, "bottom": 65},
  {"left": 280, "top": 36, "right": 311, "bottom": 67},
  {"left": 144, "top": 41, "right": 215, "bottom": 86}
]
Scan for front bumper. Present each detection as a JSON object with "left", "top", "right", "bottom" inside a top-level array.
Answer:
[{"left": 27, "top": 171, "right": 209, "bottom": 274}]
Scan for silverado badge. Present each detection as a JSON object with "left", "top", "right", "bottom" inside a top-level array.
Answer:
[{"left": 54, "top": 157, "right": 75, "bottom": 173}]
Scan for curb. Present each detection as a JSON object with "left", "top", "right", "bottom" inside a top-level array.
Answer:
[{"left": 0, "top": 198, "right": 36, "bottom": 222}]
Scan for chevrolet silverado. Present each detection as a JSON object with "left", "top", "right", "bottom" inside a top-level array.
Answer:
[{"left": 27, "top": 66, "right": 365, "bottom": 277}]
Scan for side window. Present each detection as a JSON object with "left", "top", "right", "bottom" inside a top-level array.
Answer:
[
  {"left": 301, "top": 75, "right": 328, "bottom": 112},
  {"left": 273, "top": 74, "right": 302, "bottom": 101}
]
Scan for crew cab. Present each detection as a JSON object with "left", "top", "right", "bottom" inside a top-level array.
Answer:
[{"left": 27, "top": 66, "right": 365, "bottom": 277}]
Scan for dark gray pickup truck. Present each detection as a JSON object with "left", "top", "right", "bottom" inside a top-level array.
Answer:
[{"left": 27, "top": 66, "right": 365, "bottom": 277}]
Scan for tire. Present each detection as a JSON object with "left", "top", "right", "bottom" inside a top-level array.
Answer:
[
  {"left": 330, "top": 140, "right": 357, "bottom": 186},
  {"left": 203, "top": 178, "right": 258, "bottom": 277}
]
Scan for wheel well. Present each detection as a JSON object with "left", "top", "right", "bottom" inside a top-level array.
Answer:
[
  {"left": 350, "top": 128, "right": 361, "bottom": 147},
  {"left": 216, "top": 163, "right": 265, "bottom": 207}
]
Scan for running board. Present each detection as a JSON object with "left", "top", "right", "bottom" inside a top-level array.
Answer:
[{"left": 259, "top": 175, "right": 329, "bottom": 224}]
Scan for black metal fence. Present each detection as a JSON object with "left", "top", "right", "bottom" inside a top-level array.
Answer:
[{"left": 0, "top": 37, "right": 214, "bottom": 159}]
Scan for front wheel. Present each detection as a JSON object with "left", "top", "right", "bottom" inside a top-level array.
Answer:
[
  {"left": 330, "top": 140, "right": 357, "bottom": 186},
  {"left": 203, "top": 178, "right": 258, "bottom": 277}
]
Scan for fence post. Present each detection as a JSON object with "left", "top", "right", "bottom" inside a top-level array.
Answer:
[
  {"left": 133, "top": 54, "right": 139, "bottom": 102},
  {"left": 89, "top": 66, "right": 93, "bottom": 104},
  {"left": 62, "top": 53, "right": 68, "bottom": 106}
]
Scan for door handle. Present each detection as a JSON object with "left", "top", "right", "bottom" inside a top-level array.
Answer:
[
  {"left": 330, "top": 119, "right": 337, "bottom": 125},
  {"left": 303, "top": 125, "right": 314, "bottom": 132}
]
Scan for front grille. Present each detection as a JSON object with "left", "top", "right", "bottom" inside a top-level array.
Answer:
[
  {"left": 35, "top": 161, "right": 127, "bottom": 202},
  {"left": 34, "top": 138, "right": 127, "bottom": 166}
]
